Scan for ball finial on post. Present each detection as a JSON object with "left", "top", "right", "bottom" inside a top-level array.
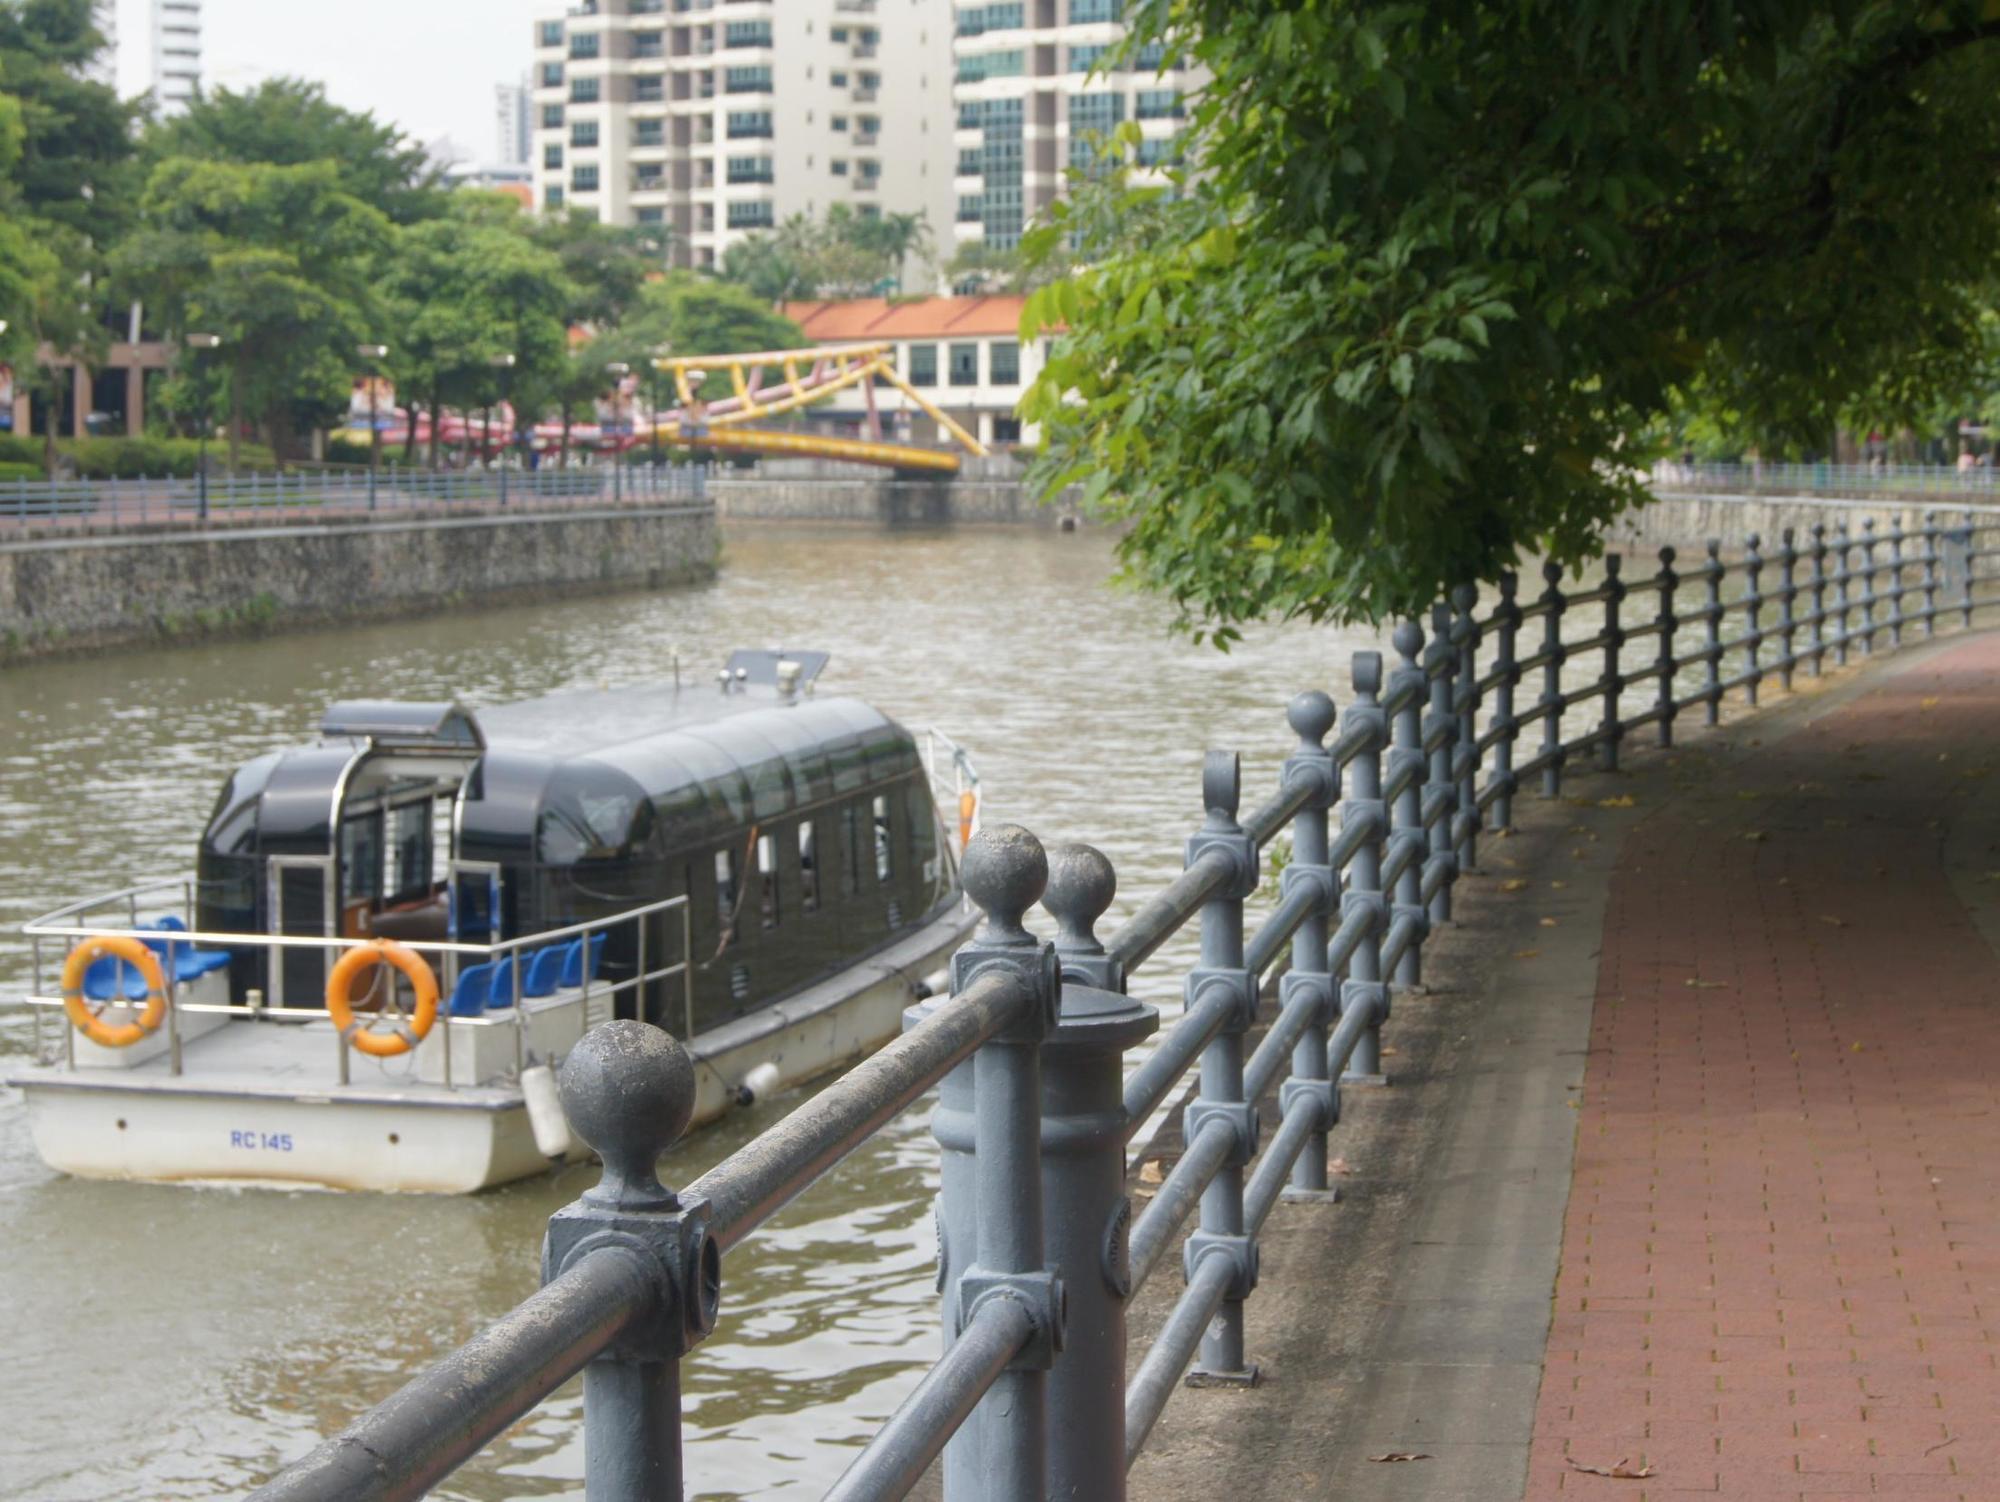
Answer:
[
  {"left": 1287, "top": 689, "right": 1336, "bottom": 750},
  {"left": 1044, "top": 842, "right": 1117, "bottom": 957},
  {"left": 961, "top": 824, "right": 1049, "bottom": 946},
  {"left": 558, "top": 1020, "right": 697, "bottom": 1210},
  {"left": 1352, "top": 650, "right": 1383, "bottom": 700},
  {"left": 1451, "top": 581, "right": 1478, "bottom": 612},
  {"left": 1392, "top": 619, "right": 1423, "bottom": 669}
]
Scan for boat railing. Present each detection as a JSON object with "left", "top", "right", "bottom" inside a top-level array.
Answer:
[
  {"left": 924, "top": 726, "right": 984, "bottom": 857},
  {"left": 19, "top": 881, "right": 692, "bottom": 1091}
]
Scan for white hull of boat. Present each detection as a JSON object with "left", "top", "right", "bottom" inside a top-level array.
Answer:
[{"left": 11, "top": 904, "right": 975, "bottom": 1193}]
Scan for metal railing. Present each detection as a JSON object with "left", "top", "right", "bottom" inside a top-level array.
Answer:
[
  {"left": 22, "top": 879, "right": 692, "bottom": 1089},
  {"left": 1652, "top": 458, "right": 2000, "bottom": 499},
  {"left": 0, "top": 463, "right": 707, "bottom": 530},
  {"left": 246, "top": 510, "right": 2000, "bottom": 1500}
]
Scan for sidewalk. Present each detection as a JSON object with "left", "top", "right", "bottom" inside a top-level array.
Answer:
[
  {"left": 1125, "top": 630, "right": 2000, "bottom": 1502},
  {"left": 1529, "top": 631, "right": 2000, "bottom": 1500}
]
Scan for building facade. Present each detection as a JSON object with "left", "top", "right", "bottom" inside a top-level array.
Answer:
[
  {"left": 950, "top": 0, "right": 1190, "bottom": 251},
  {"left": 497, "top": 75, "right": 533, "bottom": 165},
  {"left": 151, "top": 0, "right": 201, "bottom": 114},
  {"left": 530, "top": 0, "right": 956, "bottom": 273},
  {"left": 781, "top": 295, "right": 1040, "bottom": 449}
]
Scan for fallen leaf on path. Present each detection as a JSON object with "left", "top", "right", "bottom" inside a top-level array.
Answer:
[
  {"left": 1540, "top": 917, "right": 1559, "bottom": 927},
  {"left": 1137, "top": 1160, "right": 1163, "bottom": 1185},
  {"left": 1501, "top": 878, "right": 1531, "bottom": 892},
  {"left": 1745, "top": 830, "right": 1769, "bottom": 843},
  {"left": 1515, "top": 948, "right": 1541, "bottom": 959},
  {"left": 1685, "top": 977, "right": 1729, "bottom": 989},
  {"left": 1328, "top": 1156, "right": 1352, "bottom": 1176},
  {"left": 1368, "top": 1453, "right": 1433, "bottom": 1464},
  {"left": 1598, "top": 794, "right": 1637, "bottom": 807},
  {"left": 1922, "top": 696, "right": 1941, "bottom": 710},
  {"left": 1818, "top": 915, "right": 1848, "bottom": 928},
  {"left": 1565, "top": 1457, "right": 1653, "bottom": 1480}
]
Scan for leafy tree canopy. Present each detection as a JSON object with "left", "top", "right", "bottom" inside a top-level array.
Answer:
[
  {"left": 526, "top": 208, "right": 665, "bottom": 327},
  {"left": 143, "top": 78, "right": 442, "bottom": 225},
  {"left": 1022, "top": 0, "right": 2000, "bottom": 640},
  {"left": 0, "top": 0, "right": 132, "bottom": 240},
  {"left": 718, "top": 205, "right": 933, "bottom": 302},
  {"left": 606, "top": 271, "right": 805, "bottom": 363}
]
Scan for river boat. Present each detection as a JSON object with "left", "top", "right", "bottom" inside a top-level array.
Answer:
[{"left": 6, "top": 651, "right": 982, "bottom": 1193}]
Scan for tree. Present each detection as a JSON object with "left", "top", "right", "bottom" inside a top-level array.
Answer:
[
  {"left": 1021, "top": 1, "right": 2000, "bottom": 640},
  {"left": 0, "top": 0, "right": 134, "bottom": 243},
  {"left": 377, "top": 213, "right": 574, "bottom": 469},
  {"left": 527, "top": 209, "right": 664, "bottom": 327},
  {"left": 117, "top": 156, "right": 392, "bottom": 463},
  {"left": 142, "top": 79, "right": 442, "bottom": 225},
  {"left": 716, "top": 206, "right": 932, "bottom": 302},
  {"left": 605, "top": 272, "right": 804, "bottom": 362}
]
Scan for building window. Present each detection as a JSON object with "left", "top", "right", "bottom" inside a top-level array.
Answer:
[
  {"left": 634, "top": 119, "right": 665, "bottom": 147},
  {"left": 568, "top": 30, "right": 599, "bottom": 60},
  {"left": 1070, "top": 0, "right": 1123, "bottom": 18},
  {"left": 831, "top": 114, "right": 848, "bottom": 131},
  {"left": 545, "top": 185, "right": 565, "bottom": 207},
  {"left": 634, "top": 76, "right": 664, "bottom": 103},
  {"left": 958, "top": 49, "right": 1026, "bottom": 84},
  {"left": 993, "top": 416, "right": 1022, "bottom": 444},
  {"left": 541, "top": 103, "right": 565, "bottom": 128},
  {"left": 544, "top": 143, "right": 564, "bottom": 169},
  {"left": 571, "top": 76, "right": 600, "bottom": 103},
  {"left": 571, "top": 120, "right": 599, "bottom": 147},
  {"left": 989, "top": 341, "right": 1020, "bottom": 385},
  {"left": 726, "top": 155, "right": 773, "bottom": 183},
  {"left": 831, "top": 69, "right": 848, "bottom": 87},
  {"left": 538, "top": 20, "right": 564, "bottom": 47},
  {"left": 633, "top": 31, "right": 664, "bottom": 59},
  {"left": 907, "top": 343, "right": 938, "bottom": 387},
  {"left": 956, "top": 194, "right": 984, "bottom": 223},
  {"left": 831, "top": 158, "right": 848, "bottom": 176},
  {"left": 948, "top": 343, "right": 980, "bottom": 387},
  {"left": 540, "top": 61, "right": 564, "bottom": 87},
  {"left": 726, "top": 110, "right": 773, "bottom": 138},
  {"left": 723, "top": 19, "right": 772, "bottom": 47},
  {"left": 1069, "top": 43, "right": 1109, "bottom": 71},
  {"left": 727, "top": 200, "right": 774, "bottom": 228},
  {"left": 1136, "top": 89, "right": 1183, "bottom": 120},
  {"left": 1136, "top": 40, "right": 1173, "bottom": 70},
  {"left": 572, "top": 164, "right": 599, "bottom": 193},
  {"left": 1136, "top": 135, "right": 1184, "bottom": 167},
  {"left": 957, "top": 4, "right": 1024, "bottom": 37},
  {"left": 636, "top": 207, "right": 665, "bottom": 225},
  {"left": 724, "top": 65, "right": 772, "bottom": 93},
  {"left": 1069, "top": 91, "right": 1125, "bottom": 174}
]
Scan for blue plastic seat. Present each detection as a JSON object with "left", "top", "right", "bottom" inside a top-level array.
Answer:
[
  {"left": 446, "top": 961, "right": 494, "bottom": 1017},
  {"left": 81, "top": 954, "right": 154, "bottom": 1002},
  {"left": 559, "top": 934, "right": 606, "bottom": 988},
  {"left": 523, "top": 946, "right": 566, "bottom": 999},
  {"left": 139, "top": 916, "right": 233, "bottom": 981},
  {"left": 488, "top": 954, "right": 528, "bottom": 1010}
]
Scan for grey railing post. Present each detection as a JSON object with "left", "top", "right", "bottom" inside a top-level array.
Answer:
[
  {"left": 1278, "top": 691, "right": 1339, "bottom": 1197},
  {"left": 1424, "top": 602, "right": 1458, "bottom": 927},
  {"left": 934, "top": 826, "right": 1064, "bottom": 1502},
  {"left": 1703, "top": 540, "right": 1725, "bottom": 725},
  {"left": 1888, "top": 520, "right": 1906, "bottom": 648},
  {"left": 1743, "top": 533, "right": 1764, "bottom": 707},
  {"left": 1536, "top": 564, "right": 1566, "bottom": 796},
  {"left": 1340, "top": 653, "right": 1390, "bottom": 1084},
  {"left": 1776, "top": 529, "right": 1799, "bottom": 691},
  {"left": 1860, "top": 519, "right": 1879, "bottom": 652},
  {"left": 1488, "top": 574, "right": 1521, "bottom": 831},
  {"left": 1809, "top": 524, "right": 1829, "bottom": 675},
  {"left": 1922, "top": 511, "right": 1940, "bottom": 637},
  {"left": 1654, "top": 547, "right": 1678, "bottom": 746},
  {"left": 1456, "top": 584, "right": 1488, "bottom": 876},
  {"left": 1183, "top": 753, "right": 1262, "bottom": 1385},
  {"left": 1833, "top": 525, "right": 1854, "bottom": 665},
  {"left": 1965, "top": 510, "right": 1978, "bottom": 628},
  {"left": 1599, "top": 554, "right": 1625, "bottom": 770},
  {"left": 1039, "top": 843, "right": 1157, "bottom": 1502},
  {"left": 1389, "top": 623, "right": 1427, "bottom": 989},
  {"left": 543, "top": 1022, "right": 723, "bottom": 1502}
]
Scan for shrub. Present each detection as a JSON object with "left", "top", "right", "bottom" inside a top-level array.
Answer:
[{"left": 0, "top": 461, "right": 40, "bottom": 483}]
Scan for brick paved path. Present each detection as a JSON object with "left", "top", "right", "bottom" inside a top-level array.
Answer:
[{"left": 1528, "top": 633, "right": 2000, "bottom": 1501}]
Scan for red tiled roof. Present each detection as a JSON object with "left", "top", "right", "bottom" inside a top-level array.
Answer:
[{"left": 782, "top": 295, "right": 1030, "bottom": 342}]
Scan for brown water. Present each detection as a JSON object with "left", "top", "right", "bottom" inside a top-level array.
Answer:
[{"left": 0, "top": 524, "right": 1411, "bottom": 1500}]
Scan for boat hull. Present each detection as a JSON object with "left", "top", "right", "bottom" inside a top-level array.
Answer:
[{"left": 9, "top": 902, "right": 976, "bottom": 1193}]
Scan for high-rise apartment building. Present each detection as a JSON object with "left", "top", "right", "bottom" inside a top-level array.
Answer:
[
  {"left": 151, "top": 0, "right": 202, "bottom": 115},
  {"left": 497, "top": 76, "right": 533, "bottom": 166},
  {"left": 951, "top": 0, "right": 1190, "bottom": 251},
  {"left": 530, "top": 0, "right": 955, "bottom": 276}
]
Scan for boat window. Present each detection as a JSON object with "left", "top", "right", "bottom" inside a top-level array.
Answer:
[
  {"left": 799, "top": 819, "right": 820, "bottom": 913},
  {"left": 385, "top": 801, "right": 432, "bottom": 902},
  {"left": 873, "top": 794, "right": 893, "bottom": 883},
  {"left": 715, "top": 847, "right": 738, "bottom": 946},
  {"left": 842, "top": 803, "right": 863, "bottom": 896},
  {"left": 758, "top": 832, "right": 779, "bottom": 929},
  {"left": 340, "top": 813, "right": 383, "bottom": 903}
]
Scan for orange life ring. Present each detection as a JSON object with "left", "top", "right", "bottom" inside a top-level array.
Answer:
[
  {"left": 326, "top": 941, "right": 439, "bottom": 1058},
  {"left": 958, "top": 790, "right": 978, "bottom": 851},
  {"left": 62, "top": 936, "right": 168, "bottom": 1048}
]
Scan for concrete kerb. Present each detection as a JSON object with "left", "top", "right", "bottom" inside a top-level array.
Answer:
[{"left": 1119, "top": 631, "right": 1985, "bottom": 1502}]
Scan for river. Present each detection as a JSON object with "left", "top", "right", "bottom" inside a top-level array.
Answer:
[{"left": 0, "top": 523, "right": 1423, "bottom": 1500}]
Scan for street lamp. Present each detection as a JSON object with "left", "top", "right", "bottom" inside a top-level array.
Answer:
[
  {"left": 685, "top": 369, "right": 709, "bottom": 502},
  {"left": 489, "top": 353, "right": 517, "bottom": 505},
  {"left": 648, "top": 347, "right": 672, "bottom": 475},
  {"left": 187, "top": 332, "right": 222, "bottom": 521},
  {"left": 605, "top": 360, "right": 631, "bottom": 504},
  {"left": 357, "top": 343, "right": 389, "bottom": 511}
]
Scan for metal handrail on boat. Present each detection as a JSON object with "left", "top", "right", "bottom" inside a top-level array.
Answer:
[{"left": 19, "top": 883, "right": 693, "bottom": 1090}]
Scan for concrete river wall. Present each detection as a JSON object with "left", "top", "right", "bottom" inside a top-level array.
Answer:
[{"left": 0, "top": 500, "right": 718, "bottom": 663}]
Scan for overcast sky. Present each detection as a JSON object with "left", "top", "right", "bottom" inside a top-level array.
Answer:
[{"left": 110, "top": 0, "right": 550, "bottom": 162}]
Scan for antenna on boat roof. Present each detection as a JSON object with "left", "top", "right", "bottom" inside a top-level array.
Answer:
[{"left": 776, "top": 659, "right": 802, "bottom": 700}]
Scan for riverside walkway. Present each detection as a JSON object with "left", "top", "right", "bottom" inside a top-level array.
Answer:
[{"left": 1130, "top": 628, "right": 2000, "bottom": 1502}]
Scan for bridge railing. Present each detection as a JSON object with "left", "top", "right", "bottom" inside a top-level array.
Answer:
[
  {"left": 0, "top": 463, "right": 704, "bottom": 529},
  {"left": 247, "top": 512, "right": 2000, "bottom": 1502},
  {"left": 1652, "top": 458, "right": 2000, "bottom": 499}
]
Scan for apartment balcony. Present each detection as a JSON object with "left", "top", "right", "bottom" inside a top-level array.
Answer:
[
  {"left": 852, "top": 86, "right": 878, "bottom": 102},
  {"left": 853, "top": 130, "right": 880, "bottom": 149}
]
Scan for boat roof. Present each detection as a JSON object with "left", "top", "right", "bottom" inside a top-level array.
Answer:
[{"left": 474, "top": 679, "right": 872, "bottom": 761}]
